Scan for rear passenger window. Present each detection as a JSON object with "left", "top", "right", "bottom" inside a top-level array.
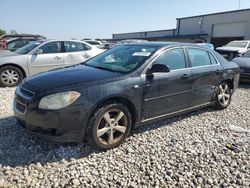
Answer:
[
  {"left": 154, "top": 48, "right": 186, "bottom": 71},
  {"left": 209, "top": 53, "right": 218, "bottom": 64},
  {"left": 64, "top": 42, "right": 86, "bottom": 52},
  {"left": 187, "top": 48, "right": 211, "bottom": 67}
]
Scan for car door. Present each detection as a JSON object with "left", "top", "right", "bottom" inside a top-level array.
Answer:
[
  {"left": 186, "top": 47, "right": 223, "bottom": 107},
  {"left": 63, "top": 41, "right": 92, "bottom": 66},
  {"left": 28, "top": 41, "right": 64, "bottom": 75},
  {"left": 142, "top": 48, "right": 193, "bottom": 120}
]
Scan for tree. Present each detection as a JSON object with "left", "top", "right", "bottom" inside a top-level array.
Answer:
[{"left": 0, "top": 28, "right": 6, "bottom": 36}]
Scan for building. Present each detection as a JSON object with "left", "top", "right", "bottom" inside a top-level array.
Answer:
[{"left": 112, "top": 9, "right": 250, "bottom": 47}]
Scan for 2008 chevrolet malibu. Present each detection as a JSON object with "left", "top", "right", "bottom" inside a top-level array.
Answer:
[{"left": 14, "top": 42, "right": 240, "bottom": 149}]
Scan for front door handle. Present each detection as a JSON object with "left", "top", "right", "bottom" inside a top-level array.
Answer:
[
  {"left": 215, "top": 70, "right": 221, "bottom": 75},
  {"left": 181, "top": 74, "right": 192, "bottom": 80},
  {"left": 134, "top": 83, "right": 151, "bottom": 89},
  {"left": 55, "top": 56, "right": 62, "bottom": 60}
]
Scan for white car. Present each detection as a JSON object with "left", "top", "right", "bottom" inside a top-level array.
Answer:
[
  {"left": 0, "top": 39, "right": 104, "bottom": 87},
  {"left": 83, "top": 40, "right": 105, "bottom": 49},
  {"left": 216, "top": 40, "right": 250, "bottom": 60}
]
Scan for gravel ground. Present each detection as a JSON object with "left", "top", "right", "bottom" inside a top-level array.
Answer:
[{"left": 0, "top": 85, "right": 250, "bottom": 188}]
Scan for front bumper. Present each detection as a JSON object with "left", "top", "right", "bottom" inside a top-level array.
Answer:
[{"left": 13, "top": 88, "right": 88, "bottom": 143}]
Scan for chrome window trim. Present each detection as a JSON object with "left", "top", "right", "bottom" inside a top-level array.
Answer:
[{"left": 141, "top": 46, "right": 221, "bottom": 76}]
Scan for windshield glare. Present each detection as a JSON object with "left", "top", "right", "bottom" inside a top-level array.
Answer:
[
  {"left": 15, "top": 41, "right": 42, "bottom": 54},
  {"left": 226, "top": 41, "right": 248, "bottom": 48},
  {"left": 85, "top": 45, "right": 157, "bottom": 73}
]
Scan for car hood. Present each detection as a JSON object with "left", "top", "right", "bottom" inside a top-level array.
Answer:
[
  {"left": 0, "top": 50, "right": 19, "bottom": 57},
  {"left": 22, "top": 65, "right": 123, "bottom": 92},
  {"left": 231, "top": 57, "right": 250, "bottom": 68},
  {"left": 216, "top": 47, "right": 244, "bottom": 52}
]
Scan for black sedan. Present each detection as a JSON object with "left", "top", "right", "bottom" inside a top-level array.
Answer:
[
  {"left": 14, "top": 42, "right": 240, "bottom": 149},
  {"left": 232, "top": 50, "right": 250, "bottom": 81}
]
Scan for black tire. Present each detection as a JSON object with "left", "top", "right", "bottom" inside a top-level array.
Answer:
[
  {"left": 214, "top": 82, "right": 232, "bottom": 109},
  {"left": 86, "top": 102, "right": 132, "bottom": 150},
  {"left": 0, "top": 66, "right": 24, "bottom": 87}
]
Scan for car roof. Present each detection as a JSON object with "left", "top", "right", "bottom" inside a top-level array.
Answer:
[
  {"left": 230, "top": 40, "right": 250, "bottom": 42},
  {"left": 122, "top": 42, "right": 212, "bottom": 49},
  {"left": 38, "top": 39, "right": 92, "bottom": 43}
]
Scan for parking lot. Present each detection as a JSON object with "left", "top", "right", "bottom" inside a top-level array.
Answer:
[{"left": 0, "top": 84, "right": 249, "bottom": 187}]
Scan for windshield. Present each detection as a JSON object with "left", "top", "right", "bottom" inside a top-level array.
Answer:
[
  {"left": 85, "top": 45, "right": 157, "bottom": 73},
  {"left": 15, "top": 41, "right": 42, "bottom": 54},
  {"left": 243, "top": 51, "right": 250, "bottom": 58},
  {"left": 86, "top": 41, "right": 100, "bottom": 45},
  {"left": 226, "top": 41, "right": 248, "bottom": 48}
]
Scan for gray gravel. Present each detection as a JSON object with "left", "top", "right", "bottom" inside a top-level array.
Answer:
[{"left": 0, "top": 85, "right": 250, "bottom": 187}]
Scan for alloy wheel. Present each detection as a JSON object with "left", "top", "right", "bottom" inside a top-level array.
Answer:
[
  {"left": 96, "top": 108, "right": 128, "bottom": 146},
  {"left": 218, "top": 83, "right": 231, "bottom": 106},
  {"left": 1, "top": 69, "right": 19, "bottom": 85}
]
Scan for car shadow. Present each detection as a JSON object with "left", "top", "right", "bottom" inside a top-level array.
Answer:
[{"left": 0, "top": 106, "right": 215, "bottom": 167}]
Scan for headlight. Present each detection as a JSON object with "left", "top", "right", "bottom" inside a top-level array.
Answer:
[{"left": 38, "top": 91, "right": 81, "bottom": 110}]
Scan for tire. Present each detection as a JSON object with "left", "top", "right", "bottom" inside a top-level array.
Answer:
[
  {"left": 0, "top": 66, "right": 24, "bottom": 87},
  {"left": 214, "top": 82, "right": 232, "bottom": 109},
  {"left": 86, "top": 102, "right": 132, "bottom": 150}
]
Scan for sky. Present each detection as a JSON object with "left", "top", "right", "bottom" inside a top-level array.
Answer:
[{"left": 1, "top": 0, "right": 250, "bottom": 39}]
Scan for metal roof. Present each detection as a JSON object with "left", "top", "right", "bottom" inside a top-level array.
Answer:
[{"left": 177, "top": 8, "right": 250, "bottom": 20}]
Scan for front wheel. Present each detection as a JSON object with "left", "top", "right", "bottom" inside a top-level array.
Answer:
[
  {"left": 86, "top": 102, "right": 132, "bottom": 150},
  {"left": 0, "top": 66, "right": 24, "bottom": 87},
  {"left": 214, "top": 82, "right": 232, "bottom": 109}
]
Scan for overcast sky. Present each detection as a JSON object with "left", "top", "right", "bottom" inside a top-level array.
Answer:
[{"left": 1, "top": 0, "right": 250, "bottom": 39}]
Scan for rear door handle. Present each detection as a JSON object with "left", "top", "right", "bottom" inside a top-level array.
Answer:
[{"left": 181, "top": 74, "right": 192, "bottom": 80}]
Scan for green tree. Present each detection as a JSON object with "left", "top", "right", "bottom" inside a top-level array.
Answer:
[{"left": 0, "top": 29, "right": 6, "bottom": 36}]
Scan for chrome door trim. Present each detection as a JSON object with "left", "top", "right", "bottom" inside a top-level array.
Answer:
[
  {"left": 141, "top": 102, "right": 212, "bottom": 123},
  {"left": 145, "top": 89, "right": 192, "bottom": 102}
]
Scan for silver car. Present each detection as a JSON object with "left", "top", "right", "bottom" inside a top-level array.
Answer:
[{"left": 0, "top": 39, "right": 104, "bottom": 87}]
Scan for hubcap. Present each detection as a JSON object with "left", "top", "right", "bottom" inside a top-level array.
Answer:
[
  {"left": 1, "top": 69, "right": 19, "bottom": 85},
  {"left": 97, "top": 109, "right": 128, "bottom": 146},
  {"left": 218, "top": 83, "right": 230, "bottom": 106}
]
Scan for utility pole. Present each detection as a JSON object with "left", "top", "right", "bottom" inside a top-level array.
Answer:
[{"left": 238, "top": 0, "right": 241, "bottom": 9}]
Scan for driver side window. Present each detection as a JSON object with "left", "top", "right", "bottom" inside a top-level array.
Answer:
[
  {"left": 154, "top": 48, "right": 186, "bottom": 71},
  {"left": 39, "top": 42, "right": 62, "bottom": 54}
]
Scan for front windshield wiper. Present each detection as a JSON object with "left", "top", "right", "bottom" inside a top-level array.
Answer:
[{"left": 84, "top": 64, "right": 124, "bottom": 73}]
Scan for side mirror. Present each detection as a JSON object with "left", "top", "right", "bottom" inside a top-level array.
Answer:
[
  {"left": 146, "top": 64, "right": 170, "bottom": 75},
  {"left": 34, "top": 49, "right": 43, "bottom": 55}
]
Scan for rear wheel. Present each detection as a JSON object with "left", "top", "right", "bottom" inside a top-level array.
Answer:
[
  {"left": 0, "top": 66, "right": 24, "bottom": 87},
  {"left": 86, "top": 102, "right": 132, "bottom": 150},
  {"left": 214, "top": 82, "right": 232, "bottom": 109}
]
